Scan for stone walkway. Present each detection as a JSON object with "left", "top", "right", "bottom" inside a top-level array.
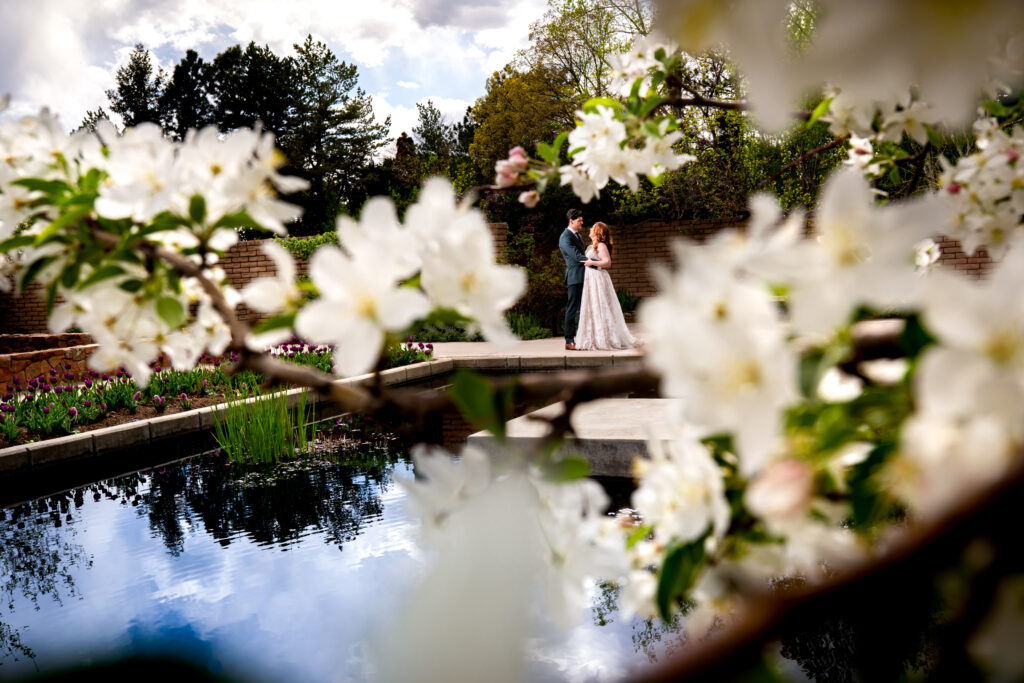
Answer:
[{"left": 427, "top": 323, "right": 645, "bottom": 362}]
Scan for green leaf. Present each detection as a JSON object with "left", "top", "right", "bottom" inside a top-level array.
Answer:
[
  {"left": 798, "top": 349, "right": 826, "bottom": 400},
  {"left": 18, "top": 256, "right": 56, "bottom": 290},
  {"left": 536, "top": 141, "right": 558, "bottom": 165},
  {"left": 34, "top": 204, "right": 92, "bottom": 246},
  {"left": 252, "top": 311, "right": 297, "bottom": 334},
  {"left": 78, "top": 168, "right": 102, "bottom": 194},
  {"left": 982, "top": 99, "right": 1009, "bottom": 118},
  {"left": 60, "top": 261, "right": 81, "bottom": 289},
  {"left": 189, "top": 194, "right": 206, "bottom": 224},
  {"left": 924, "top": 124, "right": 943, "bottom": 148},
  {"left": 79, "top": 264, "right": 126, "bottom": 289},
  {"left": 0, "top": 235, "right": 36, "bottom": 253},
  {"left": 626, "top": 525, "right": 653, "bottom": 550},
  {"left": 899, "top": 313, "right": 936, "bottom": 359},
  {"left": 582, "top": 97, "right": 622, "bottom": 115},
  {"left": 887, "top": 165, "right": 901, "bottom": 185},
  {"left": 544, "top": 456, "right": 589, "bottom": 482},
  {"left": 11, "top": 177, "right": 73, "bottom": 197},
  {"left": 156, "top": 296, "right": 186, "bottom": 329},
  {"left": 807, "top": 97, "right": 833, "bottom": 127},
  {"left": 119, "top": 278, "right": 144, "bottom": 293},
  {"left": 638, "top": 96, "right": 667, "bottom": 119},
  {"left": 449, "top": 368, "right": 506, "bottom": 439},
  {"left": 45, "top": 279, "right": 59, "bottom": 315},
  {"left": 656, "top": 536, "right": 707, "bottom": 620}
]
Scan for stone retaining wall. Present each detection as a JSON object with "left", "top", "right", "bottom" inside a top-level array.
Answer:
[{"left": 0, "top": 342, "right": 97, "bottom": 385}]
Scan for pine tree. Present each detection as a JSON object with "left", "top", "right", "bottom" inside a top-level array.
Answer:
[
  {"left": 281, "top": 35, "right": 390, "bottom": 231},
  {"left": 105, "top": 44, "right": 165, "bottom": 127},
  {"left": 160, "top": 49, "right": 215, "bottom": 140}
]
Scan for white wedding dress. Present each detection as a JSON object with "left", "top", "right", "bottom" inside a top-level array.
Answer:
[{"left": 576, "top": 246, "right": 638, "bottom": 350}]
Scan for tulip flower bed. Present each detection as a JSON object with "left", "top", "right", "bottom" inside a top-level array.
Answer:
[{"left": 0, "top": 340, "right": 433, "bottom": 447}]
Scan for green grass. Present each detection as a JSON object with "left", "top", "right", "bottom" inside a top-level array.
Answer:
[{"left": 212, "top": 389, "right": 319, "bottom": 464}]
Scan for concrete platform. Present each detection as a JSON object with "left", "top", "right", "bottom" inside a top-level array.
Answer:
[{"left": 468, "top": 398, "right": 681, "bottom": 478}]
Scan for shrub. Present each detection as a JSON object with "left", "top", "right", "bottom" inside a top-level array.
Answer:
[{"left": 616, "top": 288, "right": 642, "bottom": 314}]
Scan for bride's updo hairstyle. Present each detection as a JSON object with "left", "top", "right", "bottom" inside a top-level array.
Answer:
[{"left": 591, "top": 222, "right": 612, "bottom": 252}]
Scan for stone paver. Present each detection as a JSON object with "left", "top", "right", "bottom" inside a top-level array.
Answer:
[{"left": 469, "top": 398, "right": 678, "bottom": 478}]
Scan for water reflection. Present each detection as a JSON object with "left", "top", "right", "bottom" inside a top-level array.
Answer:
[
  {"left": 1, "top": 491, "right": 93, "bottom": 666},
  {"left": 131, "top": 454, "right": 396, "bottom": 556},
  {"left": 0, "top": 446, "right": 405, "bottom": 678}
]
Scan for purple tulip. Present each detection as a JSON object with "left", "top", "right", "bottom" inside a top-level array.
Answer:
[
  {"left": 68, "top": 407, "right": 78, "bottom": 419},
  {"left": 84, "top": 379, "right": 93, "bottom": 388},
  {"left": 54, "top": 387, "right": 64, "bottom": 395},
  {"left": 43, "top": 406, "right": 49, "bottom": 414},
  {"left": 179, "top": 393, "right": 187, "bottom": 400},
  {"left": 132, "top": 391, "right": 141, "bottom": 402},
  {"left": 2, "top": 393, "right": 11, "bottom": 402},
  {"left": 83, "top": 400, "right": 92, "bottom": 407},
  {"left": 49, "top": 368, "right": 57, "bottom": 376},
  {"left": 101, "top": 403, "right": 107, "bottom": 411}
]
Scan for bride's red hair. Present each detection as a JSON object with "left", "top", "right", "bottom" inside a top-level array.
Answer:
[{"left": 590, "top": 222, "right": 612, "bottom": 252}]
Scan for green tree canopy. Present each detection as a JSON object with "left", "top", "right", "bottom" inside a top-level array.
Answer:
[{"left": 468, "top": 66, "right": 567, "bottom": 177}]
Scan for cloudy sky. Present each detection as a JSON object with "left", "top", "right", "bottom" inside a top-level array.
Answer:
[{"left": 0, "top": 0, "right": 550, "bottom": 150}]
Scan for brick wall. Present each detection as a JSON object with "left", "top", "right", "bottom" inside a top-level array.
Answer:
[
  {"left": 933, "top": 236, "right": 994, "bottom": 279},
  {"left": 0, "top": 224, "right": 1000, "bottom": 334},
  {"left": 605, "top": 217, "right": 746, "bottom": 298}
]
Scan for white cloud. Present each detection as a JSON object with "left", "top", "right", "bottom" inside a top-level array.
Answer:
[{"left": 0, "top": 0, "right": 548, "bottom": 133}]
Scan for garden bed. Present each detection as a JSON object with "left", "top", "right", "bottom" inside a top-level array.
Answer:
[{"left": 0, "top": 340, "right": 434, "bottom": 449}]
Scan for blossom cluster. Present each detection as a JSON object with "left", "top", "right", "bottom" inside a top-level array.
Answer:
[
  {"left": 936, "top": 117, "right": 1024, "bottom": 256},
  {"left": 243, "top": 178, "right": 525, "bottom": 376}
]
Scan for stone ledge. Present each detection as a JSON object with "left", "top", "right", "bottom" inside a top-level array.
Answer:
[
  {"left": 0, "top": 446, "right": 30, "bottom": 473},
  {"left": 26, "top": 432, "right": 94, "bottom": 466},
  {"left": 93, "top": 421, "right": 151, "bottom": 454}
]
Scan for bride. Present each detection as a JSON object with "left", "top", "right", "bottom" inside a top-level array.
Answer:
[{"left": 575, "top": 222, "right": 639, "bottom": 351}]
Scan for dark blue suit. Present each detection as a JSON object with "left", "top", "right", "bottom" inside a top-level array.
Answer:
[{"left": 559, "top": 228, "right": 588, "bottom": 343}]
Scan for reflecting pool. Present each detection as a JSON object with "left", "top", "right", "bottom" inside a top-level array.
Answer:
[{"left": 0, "top": 448, "right": 688, "bottom": 681}]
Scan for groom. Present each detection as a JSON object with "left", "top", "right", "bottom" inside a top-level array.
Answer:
[{"left": 558, "top": 208, "right": 589, "bottom": 351}]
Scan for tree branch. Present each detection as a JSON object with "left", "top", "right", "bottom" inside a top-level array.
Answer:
[{"left": 758, "top": 134, "right": 850, "bottom": 190}]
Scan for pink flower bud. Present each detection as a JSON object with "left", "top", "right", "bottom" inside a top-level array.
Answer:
[
  {"left": 946, "top": 182, "right": 961, "bottom": 194},
  {"left": 1007, "top": 148, "right": 1020, "bottom": 164},
  {"left": 745, "top": 459, "right": 815, "bottom": 522},
  {"left": 494, "top": 160, "right": 520, "bottom": 188},
  {"left": 507, "top": 146, "right": 529, "bottom": 170},
  {"left": 518, "top": 190, "right": 541, "bottom": 208}
]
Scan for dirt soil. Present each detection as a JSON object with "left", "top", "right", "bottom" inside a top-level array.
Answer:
[{"left": 6, "top": 393, "right": 236, "bottom": 447}]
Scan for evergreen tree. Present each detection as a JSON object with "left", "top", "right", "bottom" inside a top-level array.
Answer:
[
  {"left": 75, "top": 107, "right": 114, "bottom": 134},
  {"left": 160, "top": 49, "right": 215, "bottom": 140},
  {"left": 210, "top": 42, "right": 296, "bottom": 137},
  {"left": 281, "top": 35, "right": 390, "bottom": 231},
  {"left": 105, "top": 43, "right": 165, "bottom": 127},
  {"left": 412, "top": 100, "right": 454, "bottom": 158}
]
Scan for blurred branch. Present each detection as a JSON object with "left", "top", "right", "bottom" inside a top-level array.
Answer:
[
  {"left": 636, "top": 430, "right": 1024, "bottom": 683},
  {"left": 758, "top": 134, "right": 850, "bottom": 190}
]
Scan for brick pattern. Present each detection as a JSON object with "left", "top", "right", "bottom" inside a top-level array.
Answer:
[
  {"left": 606, "top": 217, "right": 747, "bottom": 298},
  {"left": 0, "top": 225, "right": 999, "bottom": 335},
  {"left": 933, "top": 236, "right": 994, "bottom": 280}
]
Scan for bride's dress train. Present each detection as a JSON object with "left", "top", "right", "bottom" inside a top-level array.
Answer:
[{"left": 575, "top": 247, "right": 638, "bottom": 351}]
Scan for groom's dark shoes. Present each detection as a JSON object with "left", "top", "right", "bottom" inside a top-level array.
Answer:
[{"left": 565, "top": 342, "right": 577, "bottom": 351}]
